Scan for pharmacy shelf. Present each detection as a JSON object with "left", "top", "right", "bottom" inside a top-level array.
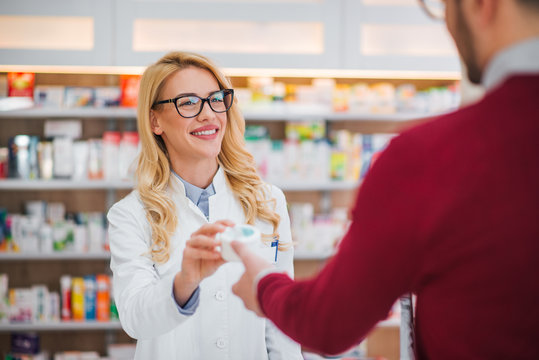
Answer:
[
  {"left": 0, "top": 252, "right": 110, "bottom": 261},
  {"left": 244, "top": 108, "right": 441, "bottom": 122},
  {"left": 0, "top": 106, "right": 445, "bottom": 122},
  {"left": 0, "top": 107, "right": 136, "bottom": 119},
  {"left": 0, "top": 321, "right": 122, "bottom": 332},
  {"left": 0, "top": 179, "right": 357, "bottom": 191},
  {"left": 0, "top": 251, "right": 330, "bottom": 261},
  {"left": 0, "top": 319, "right": 397, "bottom": 332},
  {"left": 0, "top": 179, "right": 134, "bottom": 190}
]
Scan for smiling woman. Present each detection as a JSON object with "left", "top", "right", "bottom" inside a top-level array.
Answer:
[
  {"left": 106, "top": 51, "right": 302, "bottom": 360},
  {"left": 149, "top": 66, "right": 230, "bottom": 178}
]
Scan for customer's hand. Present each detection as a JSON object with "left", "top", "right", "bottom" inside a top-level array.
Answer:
[
  {"left": 174, "top": 220, "right": 233, "bottom": 306},
  {"left": 231, "top": 240, "right": 273, "bottom": 317}
]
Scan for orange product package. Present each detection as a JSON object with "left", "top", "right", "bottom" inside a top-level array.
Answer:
[
  {"left": 120, "top": 74, "right": 141, "bottom": 107},
  {"left": 96, "top": 274, "right": 111, "bottom": 322},
  {"left": 8, "top": 72, "right": 35, "bottom": 98}
]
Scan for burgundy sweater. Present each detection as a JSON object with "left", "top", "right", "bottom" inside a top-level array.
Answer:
[{"left": 258, "top": 75, "right": 539, "bottom": 359}]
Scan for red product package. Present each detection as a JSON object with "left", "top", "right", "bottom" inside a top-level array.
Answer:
[
  {"left": 8, "top": 72, "right": 35, "bottom": 98},
  {"left": 120, "top": 74, "right": 141, "bottom": 107}
]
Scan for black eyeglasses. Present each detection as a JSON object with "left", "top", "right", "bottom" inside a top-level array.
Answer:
[
  {"left": 154, "top": 89, "right": 234, "bottom": 118},
  {"left": 419, "top": 0, "right": 445, "bottom": 20}
]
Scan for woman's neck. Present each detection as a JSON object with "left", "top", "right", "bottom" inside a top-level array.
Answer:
[{"left": 171, "top": 159, "right": 219, "bottom": 189}]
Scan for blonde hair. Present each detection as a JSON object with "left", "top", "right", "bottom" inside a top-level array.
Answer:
[{"left": 136, "top": 51, "right": 286, "bottom": 264}]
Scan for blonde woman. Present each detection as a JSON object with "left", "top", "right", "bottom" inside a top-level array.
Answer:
[{"left": 107, "top": 51, "right": 302, "bottom": 360}]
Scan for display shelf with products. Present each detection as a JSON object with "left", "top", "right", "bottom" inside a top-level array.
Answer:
[
  {"left": 0, "top": 179, "right": 134, "bottom": 191},
  {"left": 0, "top": 73, "right": 459, "bottom": 360},
  {"left": 0, "top": 179, "right": 359, "bottom": 192},
  {"left": 0, "top": 105, "right": 449, "bottom": 122},
  {"left": 0, "top": 252, "right": 110, "bottom": 261},
  {"left": 0, "top": 321, "right": 122, "bottom": 332},
  {"left": 0, "top": 251, "right": 331, "bottom": 262},
  {"left": 0, "top": 107, "right": 136, "bottom": 120}
]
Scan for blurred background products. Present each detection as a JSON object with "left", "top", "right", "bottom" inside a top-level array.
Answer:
[
  {"left": 1, "top": 272, "right": 115, "bottom": 325},
  {"left": 0, "top": 200, "right": 107, "bottom": 255},
  {"left": 3, "top": 128, "right": 139, "bottom": 182},
  {"left": 245, "top": 122, "right": 394, "bottom": 184}
]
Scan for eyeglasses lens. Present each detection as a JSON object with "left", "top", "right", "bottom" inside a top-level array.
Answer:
[{"left": 176, "top": 90, "right": 232, "bottom": 118}]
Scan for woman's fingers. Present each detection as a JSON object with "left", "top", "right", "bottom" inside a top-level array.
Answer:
[
  {"left": 184, "top": 246, "right": 222, "bottom": 260},
  {"left": 215, "top": 219, "right": 235, "bottom": 227},
  {"left": 192, "top": 220, "right": 235, "bottom": 237},
  {"left": 186, "top": 234, "right": 219, "bottom": 250}
]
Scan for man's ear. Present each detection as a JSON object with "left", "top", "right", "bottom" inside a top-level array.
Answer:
[
  {"left": 474, "top": 0, "right": 498, "bottom": 27},
  {"left": 150, "top": 110, "right": 163, "bottom": 135}
]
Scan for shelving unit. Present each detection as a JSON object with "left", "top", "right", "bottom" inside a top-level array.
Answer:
[
  {"left": 0, "top": 106, "right": 443, "bottom": 122},
  {"left": 0, "top": 249, "right": 331, "bottom": 262},
  {"left": 0, "top": 77, "right": 455, "bottom": 360},
  {"left": 0, "top": 0, "right": 460, "bottom": 357},
  {"left": 0, "top": 179, "right": 134, "bottom": 191},
  {"left": 0, "top": 318, "right": 400, "bottom": 332},
  {"left": 0, "top": 178, "right": 359, "bottom": 192},
  {"left": 0, "top": 321, "right": 122, "bottom": 332},
  {"left": 0, "top": 252, "right": 110, "bottom": 261}
]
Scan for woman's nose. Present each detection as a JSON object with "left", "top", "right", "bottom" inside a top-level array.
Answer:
[{"left": 196, "top": 100, "right": 215, "bottom": 121}]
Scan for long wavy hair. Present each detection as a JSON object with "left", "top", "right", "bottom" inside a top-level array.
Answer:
[{"left": 136, "top": 51, "right": 286, "bottom": 264}]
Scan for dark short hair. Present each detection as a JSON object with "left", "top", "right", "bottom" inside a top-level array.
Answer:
[{"left": 517, "top": 0, "right": 539, "bottom": 10}]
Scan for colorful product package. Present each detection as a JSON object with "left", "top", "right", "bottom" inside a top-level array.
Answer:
[
  {"left": 64, "top": 87, "right": 95, "bottom": 107},
  {"left": 71, "top": 277, "right": 85, "bottom": 321},
  {"left": 120, "top": 75, "right": 141, "bottom": 107},
  {"left": 84, "top": 275, "right": 96, "bottom": 320},
  {"left": 7, "top": 72, "right": 35, "bottom": 98},
  {"left": 96, "top": 274, "right": 110, "bottom": 322}
]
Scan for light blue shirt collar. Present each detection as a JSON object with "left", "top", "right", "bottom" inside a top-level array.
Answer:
[
  {"left": 482, "top": 37, "right": 539, "bottom": 91},
  {"left": 171, "top": 170, "right": 216, "bottom": 207}
]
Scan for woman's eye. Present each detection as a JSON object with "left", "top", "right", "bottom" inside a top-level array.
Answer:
[{"left": 179, "top": 97, "right": 198, "bottom": 107}]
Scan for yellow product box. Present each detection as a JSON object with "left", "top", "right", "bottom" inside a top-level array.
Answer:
[
  {"left": 330, "top": 151, "right": 347, "bottom": 181},
  {"left": 71, "top": 277, "right": 85, "bottom": 321}
]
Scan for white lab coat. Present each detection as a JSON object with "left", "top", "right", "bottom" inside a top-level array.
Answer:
[{"left": 107, "top": 167, "right": 302, "bottom": 360}]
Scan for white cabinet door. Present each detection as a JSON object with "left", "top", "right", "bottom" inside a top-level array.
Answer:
[
  {"left": 114, "top": 0, "right": 342, "bottom": 69},
  {"left": 0, "top": 0, "right": 113, "bottom": 66},
  {"left": 342, "top": 0, "right": 460, "bottom": 74}
]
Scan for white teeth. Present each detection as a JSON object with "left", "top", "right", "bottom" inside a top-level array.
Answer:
[{"left": 191, "top": 129, "right": 217, "bottom": 136}]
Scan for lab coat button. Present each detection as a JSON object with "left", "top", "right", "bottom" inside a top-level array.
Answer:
[
  {"left": 216, "top": 338, "right": 227, "bottom": 349},
  {"left": 215, "top": 290, "right": 225, "bottom": 301}
]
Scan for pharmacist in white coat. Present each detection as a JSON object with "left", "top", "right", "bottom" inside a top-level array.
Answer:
[{"left": 107, "top": 51, "right": 302, "bottom": 360}]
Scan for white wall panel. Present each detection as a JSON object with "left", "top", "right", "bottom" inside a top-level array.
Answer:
[{"left": 0, "top": 0, "right": 113, "bottom": 66}]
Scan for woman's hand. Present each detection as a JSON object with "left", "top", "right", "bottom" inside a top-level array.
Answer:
[{"left": 173, "top": 220, "right": 234, "bottom": 306}]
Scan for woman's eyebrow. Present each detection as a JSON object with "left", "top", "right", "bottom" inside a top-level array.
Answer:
[
  {"left": 174, "top": 90, "right": 221, "bottom": 98},
  {"left": 174, "top": 92, "right": 197, "bottom": 98}
]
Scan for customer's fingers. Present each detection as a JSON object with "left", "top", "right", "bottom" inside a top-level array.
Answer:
[{"left": 231, "top": 241, "right": 272, "bottom": 276}]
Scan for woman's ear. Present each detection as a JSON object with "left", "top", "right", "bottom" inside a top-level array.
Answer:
[{"left": 150, "top": 110, "right": 163, "bottom": 135}]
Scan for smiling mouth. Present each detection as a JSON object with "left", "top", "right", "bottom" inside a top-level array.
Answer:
[{"left": 191, "top": 129, "right": 218, "bottom": 136}]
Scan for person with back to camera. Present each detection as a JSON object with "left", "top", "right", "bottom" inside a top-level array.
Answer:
[
  {"left": 107, "top": 51, "right": 302, "bottom": 360},
  {"left": 230, "top": 0, "right": 539, "bottom": 359}
]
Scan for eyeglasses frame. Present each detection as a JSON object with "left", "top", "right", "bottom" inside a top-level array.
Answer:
[
  {"left": 154, "top": 88, "right": 235, "bottom": 118},
  {"left": 418, "top": 0, "right": 445, "bottom": 21}
]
